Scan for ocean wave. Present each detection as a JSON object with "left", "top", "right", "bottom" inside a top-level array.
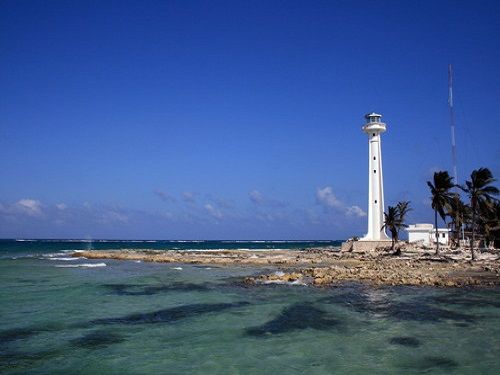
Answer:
[
  {"left": 171, "top": 240, "right": 205, "bottom": 243},
  {"left": 181, "top": 248, "right": 288, "bottom": 252},
  {"left": 48, "top": 257, "right": 84, "bottom": 261},
  {"left": 170, "top": 267, "right": 183, "bottom": 270},
  {"left": 40, "top": 252, "right": 68, "bottom": 258},
  {"left": 55, "top": 263, "right": 107, "bottom": 268}
]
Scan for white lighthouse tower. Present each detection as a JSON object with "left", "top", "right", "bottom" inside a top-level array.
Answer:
[{"left": 360, "top": 113, "right": 390, "bottom": 241}]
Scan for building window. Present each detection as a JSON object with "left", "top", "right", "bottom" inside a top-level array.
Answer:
[
  {"left": 442, "top": 233, "right": 445, "bottom": 238},
  {"left": 374, "top": 170, "right": 376, "bottom": 173},
  {"left": 373, "top": 156, "right": 376, "bottom": 160},
  {"left": 374, "top": 200, "right": 377, "bottom": 204},
  {"left": 372, "top": 133, "right": 375, "bottom": 136}
]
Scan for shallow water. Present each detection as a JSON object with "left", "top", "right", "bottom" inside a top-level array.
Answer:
[{"left": 0, "top": 241, "right": 499, "bottom": 374}]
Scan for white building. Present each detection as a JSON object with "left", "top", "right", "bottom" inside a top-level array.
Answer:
[
  {"left": 406, "top": 224, "right": 450, "bottom": 246},
  {"left": 360, "top": 113, "right": 391, "bottom": 242}
]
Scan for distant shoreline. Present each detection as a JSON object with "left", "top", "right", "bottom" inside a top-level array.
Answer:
[{"left": 73, "top": 248, "right": 500, "bottom": 288}]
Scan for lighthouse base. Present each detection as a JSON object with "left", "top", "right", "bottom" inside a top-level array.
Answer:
[{"left": 341, "top": 240, "right": 392, "bottom": 253}]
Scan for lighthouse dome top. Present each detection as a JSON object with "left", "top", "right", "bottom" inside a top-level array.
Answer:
[
  {"left": 365, "top": 112, "right": 383, "bottom": 123},
  {"left": 362, "top": 112, "right": 386, "bottom": 134}
]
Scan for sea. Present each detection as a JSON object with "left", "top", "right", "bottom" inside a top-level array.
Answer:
[{"left": 0, "top": 239, "right": 499, "bottom": 374}]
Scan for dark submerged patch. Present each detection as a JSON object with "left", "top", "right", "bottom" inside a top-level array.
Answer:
[
  {"left": 0, "top": 349, "right": 62, "bottom": 371},
  {"left": 0, "top": 322, "right": 63, "bottom": 345},
  {"left": 411, "top": 356, "right": 459, "bottom": 370},
  {"left": 428, "top": 292, "right": 500, "bottom": 309},
  {"left": 102, "top": 282, "right": 209, "bottom": 295},
  {"left": 246, "top": 303, "right": 340, "bottom": 337},
  {"left": 0, "top": 327, "right": 38, "bottom": 344},
  {"left": 71, "top": 331, "right": 125, "bottom": 348},
  {"left": 92, "top": 301, "right": 249, "bottom": 325},
  {"left": 389, "top": 336, "right": 421, "bottom": 347}
]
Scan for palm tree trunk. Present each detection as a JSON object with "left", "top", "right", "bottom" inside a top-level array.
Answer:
[
  {"left": 435, "top": 209, "right": 439, "bottom": 255},
  {"left": 393, "top": 233, "right": 401, "bottom": 255},
  {"left": 470, "top": 201, "right": 476, "bottom": 261}
]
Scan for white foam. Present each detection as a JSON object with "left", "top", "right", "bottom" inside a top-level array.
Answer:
[
  {"left": 170, "top": 267, "right": 183, "bottom": 270},
  {"left": 48, "top": 257, "right": 84, "bottom": 261},
  {"left": 263, "top": 280, "right": 287, "bottom": 285},
  {"left": 181, "top": 248, "right": 286, "bottom": 252},
  {"left": 263, "top": 279, "right": 306, "bottom": 286},
  {"left": 41, "top": 252, "right": 67, "bottom": 258},
  {"left": 55, "top": 263, "right": 107, "bottom": 268}
]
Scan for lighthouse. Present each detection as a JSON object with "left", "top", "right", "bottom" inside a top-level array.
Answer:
[{"left": 360, "top": 113, "right": 390, "bottom": 241}]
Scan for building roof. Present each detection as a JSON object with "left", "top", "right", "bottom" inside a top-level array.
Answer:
[{"left": 406, "top": 224, "right": 450, "bottom": 233}]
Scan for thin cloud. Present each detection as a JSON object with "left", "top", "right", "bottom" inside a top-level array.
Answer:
[
  {"left": 316, "top": 186, "right": 366, "bottom": 217},
  {"left": 345, "top": 205, "right": 367, "bottom": 217},
  {"left": 16, "top": 199, "right": 43, "bottom": 216},
  {"left": 182, "top": 191, "right": 197, "bottom": 203},
  {"left": 249, "top": 190, "right": 265, "bottom": 204},
  {"left": 154, "top": 189, "right": 176, "bottom": 203},
  {"left": 99, "top": 210, "right": 129, "bottom": 225},
  {"left": 204, "top": 203, "right": 223, "bottom": 219},
  {"left": 316, "top": 187, "right": 343, "bottom": 209},
  {"left": 248, "top": 190, "right": 286, "bottom": 207}
]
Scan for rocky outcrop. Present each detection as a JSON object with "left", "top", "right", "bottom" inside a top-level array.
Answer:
[
  {"left": 73, "top": 248, "right": 500, "bottom": 288},
  {"left": 245, "top": 259, "right": 500, "bottom": 287}
]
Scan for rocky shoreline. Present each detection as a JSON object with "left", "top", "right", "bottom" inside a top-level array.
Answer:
[{"left": 72, "top": 248, "right": 500, "bottom": 287}]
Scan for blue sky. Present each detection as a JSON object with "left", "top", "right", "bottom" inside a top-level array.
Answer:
[{"left": 1, "top": 0, "right": 499, "bottom": 239}]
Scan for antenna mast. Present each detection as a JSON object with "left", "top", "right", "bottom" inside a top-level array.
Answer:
[
  {"left": 448, "top": 64, "right": 462, "bottom": 243},
  {"left": 448, "top": 64, "right": 458, "bottom": 184}
]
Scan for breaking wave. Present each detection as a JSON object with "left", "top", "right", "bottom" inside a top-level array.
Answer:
[{"left": 55, "top": 263, "right": 107, "bottom": 268}]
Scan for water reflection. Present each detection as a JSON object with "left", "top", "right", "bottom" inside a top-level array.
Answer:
[{"left": 320, "top": 286, "right": 476, "bottom": 323}]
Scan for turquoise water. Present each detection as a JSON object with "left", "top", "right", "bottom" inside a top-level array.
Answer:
[{"left": 1, "top": 240, "right": 499, "bottom": 374}]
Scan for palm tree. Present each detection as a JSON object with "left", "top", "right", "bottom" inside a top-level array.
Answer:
[
  {"left": 397, "top": 201, "right": 412, "bottom": 223},
  {"left": 382, "top": 201, "right": 411, "bottom": 255},
  {"left": 383, "top": 206, "right": 399, "bottom": 252},
  {"left": 461, "top": 168, "right": 499, "bottom": 260},
  {"left": 427, "top": 171, "right": 455, "bottom": 255},
  {"left": 478, "top": 200, "right": 500, "bottom": 249},
  {"left": 446, "top": 197, "right": 470, "bottom": 248}
]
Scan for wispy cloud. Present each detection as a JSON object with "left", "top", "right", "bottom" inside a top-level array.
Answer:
[
  {"left": 56, "top": 203, "right": 67, "bottom": 210},
  {"left": 99, "top": 209, "right": 129, "bottom": 225},
  {"left": 182, "top": 191, "right": 197, "bottom": 203},
  {"left": 16, "top": 199, "right": 43, "bottom": 216},
  {"left": 248, "top": 190, "right": 286, "bottom": 207},
  {"left": 316, "top": 187, "right": 343, "bottom": 209},
  {"left": 316, "top": 186, "right": 366, "bottom": 217},
  {"left": 154, "top": 189, "right": 176, "bottom": 203},
  {"left": 345, "top": 205, "right": 367, "bottom": 217},
  {"left": 204, "top": 203, "right": 223, "bottom": 219},
  {"left": 249, "top": 190, "right": 265, "bottom": 204}
]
